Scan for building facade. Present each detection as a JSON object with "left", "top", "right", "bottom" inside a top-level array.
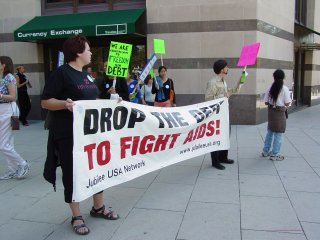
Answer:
[{"left": 0, "top": 0, "right": 319, "bottom": 124}]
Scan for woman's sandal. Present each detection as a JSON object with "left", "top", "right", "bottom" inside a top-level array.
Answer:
[
  {"left": 71, "top": 216, "right": 90, "bottom": 235},
  {"left": 90, "top": 204, "right": 119, "bottom": 220}
]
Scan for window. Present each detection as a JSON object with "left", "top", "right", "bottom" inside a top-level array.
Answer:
[
  {"left": 295, "top": 0, "right": 307, "bottom": 25},
  {"left": 46, "top": 0, "right": 72, "bottom": 3},
  {"left": 79, "top": 0, "right": 106, "bottom": 4}
]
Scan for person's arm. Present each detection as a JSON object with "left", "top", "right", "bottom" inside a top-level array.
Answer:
[
  {"left": 140, "top": 85, "right": 146, "bottom": 104},
  {"left": 284, "top": 86, "right": 292, "bottom": 107},
  {"left": 227, "top": 77, "right": 241, "bottom": 95},
  {"left": 0, "top": 83, "right": 16, "bottom": 102},
  {"left": 151, "top": 77, "right": 160, "bottom": 94},
  {"left": 116, "top": 78, "right": 129, "bottom": 101},
  {"left": 41, "top": 68, "right": 73, "bottom": 110},
  {"left": 41, "top": 98, "right": 74, "bottom": 111},
  {"left": 16, "top": 74, "right": 28, "bottom": 88},
  {"left": 170, "top": 79, "right": 176, "bottom": 106},
  {"left": 263, "top": 86, "right": 270, "bottom": 105},
  {"left": 205, "top": 80, "right": 217, "bottom": 101}
]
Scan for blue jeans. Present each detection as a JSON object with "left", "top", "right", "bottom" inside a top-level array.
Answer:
[{"left": 263, "top": 128, "right": 283, "bottom": 156}]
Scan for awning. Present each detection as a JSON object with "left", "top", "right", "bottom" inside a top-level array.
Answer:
[{"left": 14, "top": 8, "right": 145, "bottom": 42}]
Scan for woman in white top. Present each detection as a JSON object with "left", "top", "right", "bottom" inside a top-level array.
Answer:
[
  {"left": 262, "top": 69, "right": 291, "bottom": 161},
  {"left": 141, "top": 75, "right": 155, "bottom": 106},
  {"left": 0, "top": 56, "right": 30, "bottom": 179}
]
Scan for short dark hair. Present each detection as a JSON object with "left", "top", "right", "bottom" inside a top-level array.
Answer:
[
  {"left": 0, "top": 56, "right": 14, "bottom": 77},
  {"left": 63, "top": 35, "right": 89, "bottom": 63},
  {"left": 158, "top": 65, "right": 167, "bottom": 74},
  {"left": 213, "top": 59, "right": 228, "bottom": 74}
]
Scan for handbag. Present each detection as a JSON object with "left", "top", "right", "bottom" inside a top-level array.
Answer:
[
  {"left": 10, "top": 102, "right": 20, "bottom": 130},
  {"left": 169, "top": 79, "right": 175, "bottom": 102}
]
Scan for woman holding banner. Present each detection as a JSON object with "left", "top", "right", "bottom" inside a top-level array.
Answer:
[
  {"left": 41, "top": 35, "right": 119, "bottom": 236},
  {"left": 152, "top": 66, "right": 176, "bottom": 107}
]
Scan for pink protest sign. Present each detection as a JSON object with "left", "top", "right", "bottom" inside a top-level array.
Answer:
[{"left": 237, "top": 42, "right": 260, "bottom": 67}]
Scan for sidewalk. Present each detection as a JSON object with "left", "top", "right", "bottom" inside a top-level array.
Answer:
[{"left": 1, "top": 105, "right": 320, "bottom": 240}]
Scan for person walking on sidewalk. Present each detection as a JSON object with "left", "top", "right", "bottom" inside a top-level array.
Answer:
[
  {"left": 262, "top": 69, "right": 291, "bottom": 161},
  {"left": 16, "top": 65, "right": 32, "bottom": 126},
  {"left": 205, "top": 59, "right": 241, "bottom": 170},
  {"left": 41, "top": 35, "right": 119, "bottom": 236},
  {"left": 0, "top": 56, "right": 30, "bottom": 180}
]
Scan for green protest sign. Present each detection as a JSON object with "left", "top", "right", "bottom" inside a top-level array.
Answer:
[
  {"left": 150, "top": 68, "right": 155, "bottom": 78},
  {"left": 154, "top": 39, "right": 165, "bottom": 54},
  {"left": 106, "top": 41, "right": 132, "bottom": 77}
]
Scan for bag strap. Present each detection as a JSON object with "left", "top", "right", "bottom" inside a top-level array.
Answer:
[{"left": 10, "top": 102, "right": 18, "bottom": 115}]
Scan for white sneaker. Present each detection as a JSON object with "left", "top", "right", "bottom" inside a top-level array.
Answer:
[
  {"left": 16, "top": 161, "right": 30, "bottom": 179},
  {"left": 0, "top": 170, "right": 18, "bottom": 180},
  {"left": 269, "top": 155, "right": 284, "bottom": 161},
  {"left": 261, "top": 152, "right": 270, "bottom": 157}
]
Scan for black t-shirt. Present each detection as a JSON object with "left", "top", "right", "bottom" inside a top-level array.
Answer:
[
  {"left": 96, "top": 74, "right": 114, "bottom": 99},
  {"left": 42, "top": 64, "right": 98, "bottom": 139},
  {"left": 16, "top": 72, "right": 28, "bottom": 92}
]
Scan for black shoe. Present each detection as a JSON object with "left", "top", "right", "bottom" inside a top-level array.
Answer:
[
  {"left": 212, "top": 163, "right": 225, "bottom": 170},
  {"left": 221, "top": 159, "right": 234, "bottom": 164}
]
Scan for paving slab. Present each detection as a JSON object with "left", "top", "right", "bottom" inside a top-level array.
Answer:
[
  {"left": 239, "top": 157, "right": 278, "bottom": 176},
  {"left": 199, "top": 156, "right": 239, "bottom": 180},
  {"left": 4, "top": 174, "right": 56, "bottom": 198},
  {"left": 300, "top": 222, "right": 320, "bottom": 240},
  {"left": 302, "top": 154, "right": 320, "bottom": 168},
  {"left": 154, "top": 164, "right": 200, "bottom": 185},
  {"left": 239, "top": 174, "right": 287, "bottom": 198},
  {"left": 14, "top": 190, "right": 70, "bottom": 224},
  {"left": 279, "top": 171, "right": 320, "bottom": 193},
  {"left": 273, "top": 157, "right": 314, "bottom": 173},
  {"left": 242, "top": 230, "right": 306, "bottom": 240},
  {"left": 176, "top": 154, "right": 204, "bottom": 167},
  {"left": 314, "top": 167, "right": 320, "bottom": 176},
  {"left": 135, "top": 182, "right": 193, "bottom": 211},
  {"left": 0, "top": 194, "right": 39, "bottom": 226},
  {"left": 241, "top": 196, "right": 302, "bottom": 233},
  {"left": 177, "top": 201, "right": 240, "bottom": 240},
  {"left": 118, "top": 170, "right": 159, "bottom": 189},
  {"left": 191, "top": 178, "right": 239, "bottom": 204},
  {"left": 0, "top": 219, "right": 56, "bottom": 240},
  {"left": 111, "top": 208, "right": 183, "bottom": 240},
  {"left": 287, "top": 191, "right": 320, "bottom": 223}
]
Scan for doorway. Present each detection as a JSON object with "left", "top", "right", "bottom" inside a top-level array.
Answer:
[{"left": 293, "top": 49, "right": 306, "bottom": 106}]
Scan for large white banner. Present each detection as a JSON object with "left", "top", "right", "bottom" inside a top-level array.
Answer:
[{"left": 72, "top": 98, "right": 229, "bottom": 202}]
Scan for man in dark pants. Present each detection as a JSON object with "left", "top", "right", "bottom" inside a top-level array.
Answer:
[{"left": 205, "top": 60, "right": 241, "bottom": 170}]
